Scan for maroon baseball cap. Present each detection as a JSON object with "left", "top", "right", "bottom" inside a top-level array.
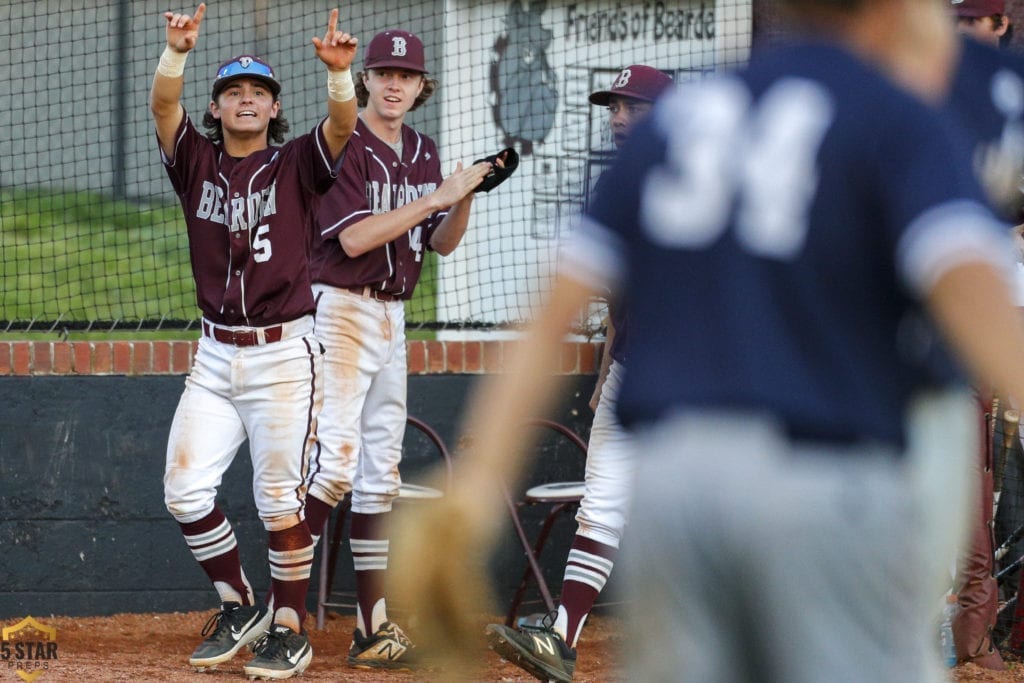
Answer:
[
  {"left": 211, "top": 55, "right": 281, "bottom": 100},
  {"left": 589, "top": 65, "right": 674, "bottom": 106},
  {"left": 951, "top": 0, "right": 1006, "bottom": 17},
  {"left": 364, "top": 29, "right": 428, "bottom": 74}
]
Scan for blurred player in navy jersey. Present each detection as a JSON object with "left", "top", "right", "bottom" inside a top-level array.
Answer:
[
  {"left": 388, "top": 0, "right": 1024, "bottom": 680},
  {"left": 150, "top": 3, "right": 357, "bottom": 679},
  {"left": 483, "top": 64, "right": 672, "bottom": 683}
]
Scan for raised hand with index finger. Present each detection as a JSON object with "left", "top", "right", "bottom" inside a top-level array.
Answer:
[
  {"left": 163, "top": 3, "right": 206, "bottom": 53},
  {"left": 312, "top": 8, "right": 358, "bottom": 72}
]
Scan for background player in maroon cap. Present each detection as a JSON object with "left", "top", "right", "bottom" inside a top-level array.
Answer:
[
  {"left": 149, "top": 3, "right": 357, "bottom": 678},
  {"left": 588, "top": 65, "right": 675, "bottom": 149},
  {"left": 302, "top": 28, "right": 493, "bottom": 669},
  {"left": 953, "top": 0, "right": 1013, "bottom": 47},
  {"left": 483, "top": 64, "right": 672, "bottom": 683}
]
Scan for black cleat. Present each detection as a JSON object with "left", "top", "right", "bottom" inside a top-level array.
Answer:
[
  {"left": 485, "top": 621, "right": 576, "bottom": 682},
  {"left": 243, "top": 624, "right": 313, "bottom": 680},
  {"left": 189, "top": 601, "right": 272, "bottom": 671}
]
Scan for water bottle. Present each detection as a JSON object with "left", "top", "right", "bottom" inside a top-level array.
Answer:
[{"left": 939, "top": 593, "right": 958, "bottom": 668}]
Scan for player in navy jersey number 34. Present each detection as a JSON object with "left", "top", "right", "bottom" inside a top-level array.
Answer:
[
  {"left": 390, "top": 0, "right": 1024, "bottom": 680},
  {"left": 149, "top": 4, "right": 357, "bottom": 679}
]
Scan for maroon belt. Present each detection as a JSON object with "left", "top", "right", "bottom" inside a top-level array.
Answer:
[
  {"left": 346, "top": 285, "right": 401, "bottom": 302},
  {"left": 202, "top": 320, "right": 284, "bottom": 346}
]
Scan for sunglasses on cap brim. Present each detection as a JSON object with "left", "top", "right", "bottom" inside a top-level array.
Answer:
[{"left": 217, "top": 59, "right": 275, "bottom": 80}]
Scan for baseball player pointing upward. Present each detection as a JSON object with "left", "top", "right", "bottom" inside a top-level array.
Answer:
[{"left": 150, "top": 4, "right": 356, "bottom": 679}]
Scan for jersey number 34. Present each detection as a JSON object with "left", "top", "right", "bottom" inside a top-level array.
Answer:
[{"left": 642, "top": 77, "right": 833, "bottom": 261}]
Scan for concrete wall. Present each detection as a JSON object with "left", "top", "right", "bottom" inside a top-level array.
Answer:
[{"left": 0, "top": 339, "right": 603, "bottom": 618}]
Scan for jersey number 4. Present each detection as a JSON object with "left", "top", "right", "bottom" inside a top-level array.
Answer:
[
  {"left": 642, "top": 77, "right": 834, "bottom": 260},
  {"left": 409, "top": 225, "right": 423, "bottom": 262}
]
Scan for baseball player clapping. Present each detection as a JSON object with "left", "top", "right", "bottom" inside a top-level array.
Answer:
[{"left": 302, "top": 29, "right": 495, "bottom": 670}]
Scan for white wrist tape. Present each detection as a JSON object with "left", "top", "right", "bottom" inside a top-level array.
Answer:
[
  {"left": 327, "top": 68, "right": 355, "bottom": 102},
  {"left": 157, "top": 46, "right": 189, "bottom": 78}
]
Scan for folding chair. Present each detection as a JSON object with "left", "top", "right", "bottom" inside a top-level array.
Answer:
[
  {"left": 315, "top": 414, "right": 453, "bottom": 629},
  {"left": 503, "top": 418, "right": 589, "bottom": 627}
]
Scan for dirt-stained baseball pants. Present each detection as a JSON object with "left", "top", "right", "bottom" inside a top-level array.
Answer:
[
  {"left": 307, "top": 285, "right": 406, "bottom": 515},
  {"left": 164, "top": 315, "right": 323, "bottom": 531}
]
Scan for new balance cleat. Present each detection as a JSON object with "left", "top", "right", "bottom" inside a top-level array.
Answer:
[
  {"left": 485, "top": 621, "right": 577, "bottom": 682},
  {"left": 347, "top": 621, "right": 418, "bottom": 670},
  {"left": 243, "top": 624, "right": 313, "bottom": 680},
  {"left": 189, "top": 601, "right": 272, "bottom": 671}
]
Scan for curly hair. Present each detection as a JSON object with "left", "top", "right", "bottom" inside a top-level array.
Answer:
[
  {"left": 201, "top": 110, "right": 291, "bottom": 145},
  {"left": 355, "top": 70, "right": 437, "bottom": 112}
]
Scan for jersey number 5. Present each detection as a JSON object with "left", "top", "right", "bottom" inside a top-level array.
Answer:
[
  {"left": 642, "top": 77, "right": 833, "bottom": 260},
  {"left": 253, "top": 224, "right": 273, "bottom": 263}
]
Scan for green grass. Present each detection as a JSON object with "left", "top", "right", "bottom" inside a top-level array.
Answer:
[
  {"left": 0, "top": 187, "right": 439, "bottom": 340},
  {"left": 408, "top": 250, "right": 438, "bottom": 325},
  {"left": 1, "top": 187, "right": 198, "bottom": 325}
]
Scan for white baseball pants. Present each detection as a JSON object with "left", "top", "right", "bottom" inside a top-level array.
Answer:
[
  {"left": 163, "top": 315, "right": 323, "bottom": 532},
  {"left": 307, "top": 285, "right": 406, "bottom": 514},
  {"left": 575, "top": 360, "right": 634, "bottom": 548}
]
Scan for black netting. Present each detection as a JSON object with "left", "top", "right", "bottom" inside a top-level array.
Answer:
[{"left": 0, "top": 1, "right": 752, "bottom": 334}]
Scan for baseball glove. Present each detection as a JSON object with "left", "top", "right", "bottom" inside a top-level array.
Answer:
[
  {"left": 388, "top": 476, "right": 498, "bottom": 677},
  {"left": 473, "top": 147, "right": 519, "bottom": 193}
]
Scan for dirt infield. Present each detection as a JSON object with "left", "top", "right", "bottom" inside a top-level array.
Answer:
[
  {"left": 14, "top": 610, "right": 625, "bottom": 682},
  {"left": 11, "top": 609, "right": 1024, "bottom": 681},
  {"left": 958, "top": 658, "right": 1024, "bottom": 682}
]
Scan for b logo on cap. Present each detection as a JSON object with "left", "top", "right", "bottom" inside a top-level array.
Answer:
[
  {"left": 613, "top": 69, "right": 632, "bottom": 89},
  {"left": 391, "top": 37, "right": 408, "bottom": 57},
  {"left": 239, "top": 56, "right": 253, "bottom": 68}
]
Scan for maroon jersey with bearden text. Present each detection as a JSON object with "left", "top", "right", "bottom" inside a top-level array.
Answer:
[
  {"left": 311, "top": 117, "right": 446, "bottom": 299},
  {"left": 160, "top": 112, "right": 339, "bottom": 326}
]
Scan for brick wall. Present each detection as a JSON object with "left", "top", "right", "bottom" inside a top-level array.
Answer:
[{"left": 0, "top": 340, "right": 604, "bottom": 376}]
